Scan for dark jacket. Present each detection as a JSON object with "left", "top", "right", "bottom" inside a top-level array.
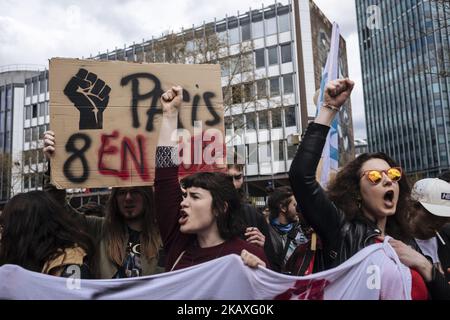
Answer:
[
  {"left": 240, "top": 202, "right": 277, "bottom": 269},
  {"left": 289, "top": 122, "right": 449, "bottom": 299},
  {"left": 267, "top": 221, "right": 307, "bottom": 273},
  {"left": 289, "top": 123, "right": 384, "bottom": 269}
]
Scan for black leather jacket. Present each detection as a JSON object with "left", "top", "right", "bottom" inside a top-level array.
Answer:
[
  {"left": 289, "top": 123, "right": 383, "bottom": 269},
  {"left": 289, "top": 122, "right": 450, "bottom": 299}
]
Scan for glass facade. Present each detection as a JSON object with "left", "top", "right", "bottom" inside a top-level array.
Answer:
[
  {"left": 357, "top": 0, "right": 450, "bottom": 178},
  {"left": 21, "top": 70, "right": 49, "bottom": 193}
]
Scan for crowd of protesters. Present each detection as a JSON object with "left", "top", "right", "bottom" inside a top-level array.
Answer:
[{"left": 0, "top": 80, "right": 449, "bottom": 300}]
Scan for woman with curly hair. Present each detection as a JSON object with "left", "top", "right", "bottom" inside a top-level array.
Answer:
[
  {"left": 289, "top": 79, "right": 448, "bottom": 299},
  {"left": 0, "top": 191, "right": 94, "bottom": 278}
]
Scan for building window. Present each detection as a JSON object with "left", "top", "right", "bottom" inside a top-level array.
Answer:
[
  {"left": 274, "top": 140, "right": 285, "bottom": 161},
  {"left": 32, "top": 127, "right": 38, "bottom": 141},
  {"left": 247, "top": 143, "right": 257, "bottom": 164},
  {"left": 126, "top": 49, "right": 134, "bottom": 61},
  {"left": 32, "top": 104, "right": 38, "bottom": 118},
  {"left": 285, "top": 106, "right": 296, "bottom": 127},
  {"left": 38, "top": 125, "right": 46, "bottom": 140},
  {"left": 258, "top": 111, "right": 269, "bottom": 129},
  {"left": 269, "top": 77, "right": 280, "bottom": 97},
  {"left": 32, "top": 78, "right": 38, "bottom": 95},
  {"left": 271, "top": 108, "right": 282, "bottom": 128},
  {"left": 246, "top": 112, "right": 256, "bottom": 130},
  {"left": 38, "top": 149, "right": 45, "bottom": 163},
  {"left": 278, "top": 14, "right": 290, "bottom": 33},
  {"left": 252, "top": 20, "right": 264, "bottom": 39},
  {"left": 287, "top": 144, "right": 297, "bottom": 159},
  {"left": 233, "top": 114, "right": 245, "bottom": 131},
  {"left": 256, "top": 79, "right": 267, "bottom": 99},
  {"left": 23, "top": 151, "right": 30, "bottom": 167},
  {"left": 225, "top": 116, "right": 232, "bottom": 131},
  {"left": 281, "top": 43, "right": 292, "bottom": 63},
  {"left": 283, "top": 74, "right": 294, "bottom": 94},
  {"left": 39, "top": 102, "right": 45, "bottom": 117},
  {"left": 30, "top": 173, "right": 36, "bottom": 189},
  {"left": 4, "top": 131, "right": 10, "bottom": 150},
  {"left": 40, "top": 78, "right": 47, "bottom": 94},
  {"left": 232, "top": 85, "right": 242, "bottom": 104},
  {"left": 268, "top": 46, "right": 278, "bottom": 65},
  {"left": 26, "top": 83, "right": 32, "bottom": 97},
  {"left": 243, "top": 83, "right": 254, "bottom": 102},
  {"left": 25, "top": 105, "right": 32, "bottom": 120},
  {"left": 6, "top": 87, "right": 12, "bottom": 110},
  {"left": 241, "top": 52, "right": 253, "bottom": 73},
  {"left": 24, "top": 175, "right": 29, "bottom": 189},
  {"left": 0, "top": 88, "right": 5, "bottom": 111},
  {"left": 220, "top": 59, "right": 229, "bottom": 77},
  {"left": 255, "top": 49, "right": 265, "bottom": 69},
  {"left": 217, "top": 30, "right": 228, "bottom": 45},
  {"left": 24, "top": 128, "right": 31, "bottom": 143},
  {"left": 241, "top": 22, "right": 251, "bottom": 41},
  {"left": 31, "top": 149, "right": 38, "bottom": 165},
  {"left": 229, "top": 27, "right": 239, "bottom": 45},
  {"left": 265, "top": 17, "right": 277, "bottom": 35},
  {"left": 230, "top": 56, "right": 241, "bottom": 74},
  {"left": 222, "top": 87, "right": 231, "bottom": 105},
  {"left": 259, "top": 142, "right": 271, "bottom": 162}
]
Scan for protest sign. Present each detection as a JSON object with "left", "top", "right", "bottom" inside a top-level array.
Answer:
[{"left": 49, "top": 58, "right": 225, "bottom": 189}]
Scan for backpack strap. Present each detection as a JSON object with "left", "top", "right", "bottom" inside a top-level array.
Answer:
[{"left": 281, "top": 224, "right": 299, "bottom": 262}]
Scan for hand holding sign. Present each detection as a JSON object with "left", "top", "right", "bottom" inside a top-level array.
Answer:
[
  {"left": 43, "top": 131, "right": 56, "bottom": 159},
  {"left": 63, "top": 68, "right": 111, "bottom": 130}
]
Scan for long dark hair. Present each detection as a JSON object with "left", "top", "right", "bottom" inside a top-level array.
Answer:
[
  {"left": 181, "top": 172, "right": 243, "bottom": 240},
  {"left": 105, "top": 187, "right": 161, "bottom": 266},
  {"left": 0, "top": 191, "right": 94, "bottom": 272},
  {"left": 327, "top": 152, "right": 413, "bottom": 241}
]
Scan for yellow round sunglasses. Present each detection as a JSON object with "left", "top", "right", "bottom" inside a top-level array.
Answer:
[{"left": 360, "top": 167, "right": 402, "bottom": 185}]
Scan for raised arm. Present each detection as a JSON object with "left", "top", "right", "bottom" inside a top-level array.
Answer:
[
  {"left": 154, "top": 86, "right": 191, "bottom": 265},
  {"left": 288, "top": 79, "right": 354, "bottom": 246},
  {"left": 42, "top": 131, "right": 104, "bottom": 239},
  {"left": 42, "top": 131, "right": 68, "bottom": 206}
]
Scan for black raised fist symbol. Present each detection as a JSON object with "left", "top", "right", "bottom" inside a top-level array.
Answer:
[{"left": 64, "top": 68, "right": 111, "bottom": 130}]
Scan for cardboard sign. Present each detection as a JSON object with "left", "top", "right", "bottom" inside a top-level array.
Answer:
[{"left": 49, "top": 58, "right": 225, "bottom": 189}]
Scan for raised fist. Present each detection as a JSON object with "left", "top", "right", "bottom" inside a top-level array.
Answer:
[
  {"left": 64, "top": 68, "right": 111, "bottom": 130},
  {"left": 323, "top": 78, "right": 354, "bottom": 110}
]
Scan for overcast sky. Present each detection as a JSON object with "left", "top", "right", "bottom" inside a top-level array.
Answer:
[{"left": 0, "top": 0, "right": 367, "bottom": 139}]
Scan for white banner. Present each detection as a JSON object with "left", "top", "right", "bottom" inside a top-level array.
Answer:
[{"left": 0, "top": 238, "right": 411, "bottom": 300}]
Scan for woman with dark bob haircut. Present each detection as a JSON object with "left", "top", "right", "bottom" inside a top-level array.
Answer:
[
  {"left": 0, "top": 191, "right": 94, "bottom": 277},
  {"left": 154, "top": 86, "right": 268, "bottom": 271},
  {"left": 289, "top": 78, "right": 449, "bottom": 300},
  {"left": 180, "top": 172, "right": 243, "bottom": 241}
]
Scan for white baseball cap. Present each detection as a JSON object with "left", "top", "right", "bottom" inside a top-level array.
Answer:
[{"left": 411, "top": 178, "right": 450, "bottom": 217}]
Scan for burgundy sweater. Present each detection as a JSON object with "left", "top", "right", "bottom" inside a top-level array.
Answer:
[{"left": 154, "top": 147, "right": 268, "bottom": 271}]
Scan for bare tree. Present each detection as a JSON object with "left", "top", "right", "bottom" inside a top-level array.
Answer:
[
  {"left": 0, "top": 153, "right": 23, "bottom": 198},
  {"left": 137, "top": 26, "right": 284, "bottom": 152}
]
